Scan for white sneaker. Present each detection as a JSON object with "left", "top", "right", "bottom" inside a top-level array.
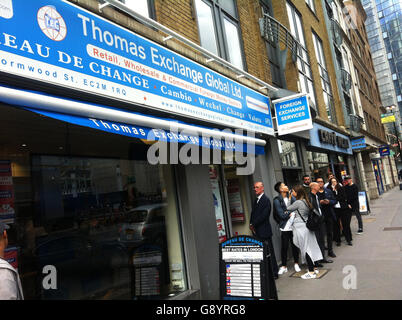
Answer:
[
  {"left": 294, "top": 263, "right": 301, "bottom": 272},
  {"left": 278, "top": 266, "right": 288, "bottom": 275},
  {"left": 314, "top": 269, "right": 320, "bottom": 274},
  {"left": 301, "top": 272, "right": 317, "bottom": 279}
]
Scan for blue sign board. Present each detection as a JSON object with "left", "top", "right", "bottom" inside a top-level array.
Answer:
[
  {"left": 21, "top": 106, "right": 265, "bottom": 155},
  {"left": 0, "top": 0, "right": 273, "bottom": 135},
  {"left": 273, "top": 94, "right": 313, "bottom": 135},
  {"left": 351, "top": 137, "right": 366, "bottom": 150},
  {"left": 308, "top": 123, "right": 353, "bottom": 155},
  {"left": 379, "top": 145, "right": 390, "bottom": 157}
]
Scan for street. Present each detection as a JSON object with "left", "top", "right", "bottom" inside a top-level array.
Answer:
[{"left": 275, "top": 186, "right": 402, "bottom": 300}]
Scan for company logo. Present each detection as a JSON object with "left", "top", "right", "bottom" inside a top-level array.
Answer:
[
  {"left": 0, "top": 0, "right": 13, "bottom": 19},
  {"left": 37, "top": 5, "right": 67, "bottom": 41}
]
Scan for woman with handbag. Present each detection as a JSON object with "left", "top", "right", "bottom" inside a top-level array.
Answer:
[
  {"left": 328, "top": 177, "right": 353, "bottom": 246},
  {"left": 285, "top": 185, "right": 323, "bottom": 279}
]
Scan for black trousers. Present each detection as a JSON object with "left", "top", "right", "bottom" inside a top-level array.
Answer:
[
  {"left": 305, "top": 253, "right": 315, "bottom": 272},
  {"left": 314, "top": 220, "right": 326, "bottom": 260},
  {"left": 280, "top": 231, "right": 299, "bottom": 267},
  {"left": 334, "top": 208, "right": 352, "bottom": 242},
  {"left": 264, "top": 237, "right": 279, "bottom": 277},
  {"left": 324, "top": 214, "right": 334, "bottom": 252}
]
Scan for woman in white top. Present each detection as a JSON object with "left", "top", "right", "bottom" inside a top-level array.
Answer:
[{"left": 285, "top": 185, "right": 323, "bottom": 279}]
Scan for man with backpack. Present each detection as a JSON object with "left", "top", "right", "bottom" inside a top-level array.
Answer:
[{"left": 273, "top": 182, "right": 301, "bottom": 275}]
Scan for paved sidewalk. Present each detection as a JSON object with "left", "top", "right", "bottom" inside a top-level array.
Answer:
[{"left": 275, "top": 186, "right": 402, "bottom": 300}]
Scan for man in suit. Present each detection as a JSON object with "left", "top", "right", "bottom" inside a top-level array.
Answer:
[
  {"left": 250, "top": 181, "right": 279, "bottom": 278},
  {"left": 309, "top": 182, "right": 333, "bottom": 265}
]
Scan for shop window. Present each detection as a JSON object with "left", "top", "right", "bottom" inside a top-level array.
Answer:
[
  {"left": 0, "top": 106, "right": 187, "bottom": 300},
  {"left": 277, "top": 140, "right": 300, "bottom": 168},
  {"left": 307, "top": 151, "right": 331, "bottom": 180},
  {"left": 194, "top": 0, "right": 245, "bottom": 70}
]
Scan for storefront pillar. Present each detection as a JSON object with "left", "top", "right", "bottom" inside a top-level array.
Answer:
[{"left": 175, "top": 164, "right": 219, "bottom": 299}]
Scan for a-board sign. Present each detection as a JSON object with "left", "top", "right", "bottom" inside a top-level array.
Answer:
[
  {"left": 219, "top": 236, "right": 277, "bottom": 300},
  {"left": 358, "top": 191, "right": 370, "bottom": 215}
]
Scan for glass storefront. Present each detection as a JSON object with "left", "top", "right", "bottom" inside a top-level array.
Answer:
[
  {"left": 208, "top": 165, "right": 253, "bottom": 243},
  {"left": 307, "top": 151, "right": 350, "bottom": 182},
  {"left": 0, "top": 105, "right": 187, "bottom": 300}
]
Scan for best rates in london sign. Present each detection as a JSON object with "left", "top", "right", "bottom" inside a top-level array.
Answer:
[{"left": 0, "top": 0, "right": 274, "bottom": 135}]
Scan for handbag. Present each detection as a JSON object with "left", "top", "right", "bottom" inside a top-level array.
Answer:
[{"left": 296, "top": 207, "right": 324, "bottom": 232}]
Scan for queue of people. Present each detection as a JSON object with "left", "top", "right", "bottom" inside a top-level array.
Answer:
[{"left": 250, "top": 173, "right": 362, "bottom": 280}]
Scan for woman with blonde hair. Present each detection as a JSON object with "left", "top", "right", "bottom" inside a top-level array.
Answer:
[{"left": 285, "top": 185, "right": 323, "bottom": 279}]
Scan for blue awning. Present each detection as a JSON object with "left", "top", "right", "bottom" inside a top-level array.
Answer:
[{"left": 0, "top": 85, "right": 265, "bottom": 155}]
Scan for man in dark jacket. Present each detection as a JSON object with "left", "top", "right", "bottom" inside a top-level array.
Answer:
[
  {"left": 309, "top": 182, "right": 333, "bottom": 264},
  {"left": 344, "top": 176, "right": 362, "bottom": 234},
  {"left": 316, "top": 177, "right": 337, "bottom": 258},
  {"left": 250, "top": 181, "right": 279, "bottom": 278}
]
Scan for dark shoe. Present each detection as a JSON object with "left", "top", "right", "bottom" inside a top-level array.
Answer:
[
  {"left": 274, "top": 274, "right": 279, "bottom": 279},
  {"left": 347, "top": 241, "right": 353, "bottom": 246},
  {"left": 328, "top": 251, "right": 336, "bottom": 258},
  {"left": 336, "top": 242, "right": 341, "bottom": 247},
  {"left": 321, "top": 259, "right": 333, "bottom": 263},
  {"left": 357, "top": 229, "right": 363, "bottom": 234},
  {"left": 315, "top": 263, "right": 324, "bottom": 268}
]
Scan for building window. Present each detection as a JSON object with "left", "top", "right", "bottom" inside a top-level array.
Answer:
[
  {"left": 194, "top": 0, "right": 245, "bottom": 70},
  {"left": 286, "top": 2, "right": 317, "bottom": 108},
  {"left": 305, "top": 0, "right": 316, "bottom": 13},
  {"left": 312, "top": 32, "right": 337, "bottom": 123},
  {"left": 119, "top": 0, "right": 153, "bottom": 18}
]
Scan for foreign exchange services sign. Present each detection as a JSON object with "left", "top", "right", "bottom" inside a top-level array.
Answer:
[
  {"left": 272, "top": 93, "right": 313, "bottom": 135},
  {"left": 0, "top": 0, "right": 274, "bottom": 135}
]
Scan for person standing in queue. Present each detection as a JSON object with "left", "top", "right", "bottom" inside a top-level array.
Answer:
[
  {"left": 273, "top": 182, "right": 301, "bottom": 275},
  {"left": 285, "top": 185, "right": 323, "bottom": 279},
  {"left": 250, "top": 181, "right": 279, "bottom": 279},
  {"left": 316, "top": 177, "right": 337, "bottom": 258},
  {"left": 302, "top": 175, "right": 311, "bottom": 195},
  {"left": 309, "top": 182, "right": 333, "bottom": 264},
  {"left": 344, "top": 176, "right": 363, "bottom": 235},
  {"left": 328, "top": 177, "right": 353, "bottom": 246}
]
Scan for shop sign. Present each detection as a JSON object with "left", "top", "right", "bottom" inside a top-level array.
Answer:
[
  {"left": 272, "top": 93, "right": 313, "bottom": 135},
  {"left": 351, "top": 137, "right": 366, "bottom": 150},
  {"left": 380, "top": 114, "right": 396, "bottom": 124},
  {"left": 0, "top": 160, "right": 14, "bottom": 223},
  {"left": 220, "top": 236, "right": 278, "bottom": 300},
  {"left": 0, "top": 0, "right": 274, "bottom": 135},
  {"left": 25, "top": 107, "right": 265, "bottom": 155},
  {"left": 358, "top": 191, "right": 369, "bottom": 215},
  {"left": 308, "top": 123, "right": 353, "bottom": 155},
  {"left": 379, "top": 145, "right": 390, "bottom": 157}
]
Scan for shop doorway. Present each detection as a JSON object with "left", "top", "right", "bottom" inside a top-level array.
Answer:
[{"left": 372, "top": 160, "right": 384, "bottom": 195}]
